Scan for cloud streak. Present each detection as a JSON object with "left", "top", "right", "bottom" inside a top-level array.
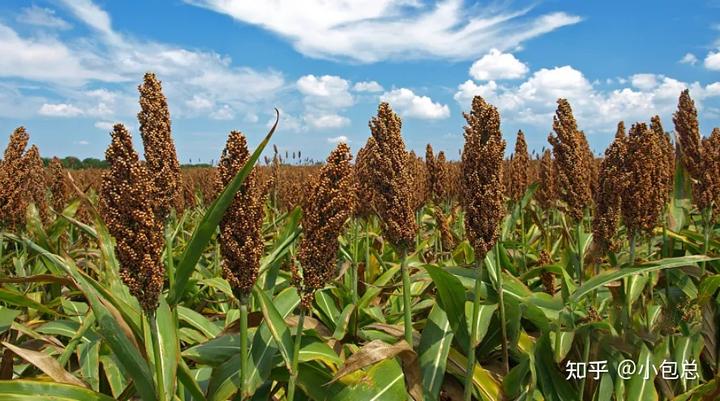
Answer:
[{"left": 185, "top": 0, "right": 581, "bottom": 62}]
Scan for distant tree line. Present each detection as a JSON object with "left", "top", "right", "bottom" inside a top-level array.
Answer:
[{"left": 41, "top": 157, "right": 212, "bottom": 169}]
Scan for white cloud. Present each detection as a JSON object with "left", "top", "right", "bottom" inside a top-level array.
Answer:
[
  {"left": 17, "top": 6, "right": 72, "bottom": 29},
  {"left": 381, "top": 88, "right": 450, "bottom": 119},
  {"left": 210, "top": 105, "right": 235, "bottom": 120},
  {"left": 94, "top": 121, "right": 115, "bottom": 130},
  {"left": 680, "top": 53, "right": 698, "bottom": 65},
  {"left": 454, "top": 67, "right": 720, "bottom": 132},
  {"left": 0, "top": 23, "right": 117, "bottom": 84},
  {"left": 469, "top": 49, "right": 528, "bottom": 81},
  {"left": 453, "top": 80, "right": 499, "bottom": 106},
  {"left": 186, "top": 95, "right": 214, "bottom": 111},
  {"left": 327, "top": 135, "right": 349, "bottom": 143},
  {"left": 630, "top": 74, "right": 659, "bottom": 90},
  {"left": 305, "top": 113, "right": 351, "bottom": 129},
  {"left": 0, "top": 1, "right": 285, "bottom": 123},
  {"left": 705, "top": 51, "right": 720, "bottom": 70},
  {"left": 186, "top": 0, "right": 580, "bottom": 63},
  {"left": 297, "top": 75, "right": 353, "bottom": 108},
  {"left": 269, "top": 109, "right": 307, "bottom": 133},
  {"left": 39, "top": 103, "right": 84, "bottom": 117},
  {"left": 353, "top": 81, "right": 384, "bottom": 92},
  {"left": 76, "top": 140, "right": 90, "bottom": 145},
  {"left": 59, "top": 0, "right": 119, "bottom": 42}
]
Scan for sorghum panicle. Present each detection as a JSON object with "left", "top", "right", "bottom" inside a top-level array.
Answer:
[
  {"left": 216, "top": 131, "right": 267, "bottom": 300},
  {"left": 297, "top": 143, "right": 356, "bottom": 308},
  {"left": 368, "top": 102, "right": 417, "bottom": 250},
  {"left": 0, "top": 128, "right": 47, "bottom": 228},
  {"left": 592, "top": 122, "right": 626, "bottom": 253},
  {"left": 509, "top": 130, "right": 530, "bottom": 202},
  {"left": 620, "top": 123, "right": 668, "bottom": 238},
  {"left": 535, "top": 149, "right": 556, "bottom": 210},
  {"left": 138, "top": 72, "right": 182, "bottom": 221},
  {"left": 407, "top": 150, "right": 429, "bottom": 212},
  {"left": 650, "top": 116, "right": 676, "bottom": 205},
  {"left": 100, "top": 124, "right": 165, "bottom": 313},
  {"left": 461, "top": 96, "right": 506, "bottom": 260},
  {"left": 354, "top": 137, "right": 378, "bottom": 218},
  {"left": 49, "top": 157, "right": 70, "bottom": 212},
  {"left": 673, "top": 90, "right": 720, "bottom": 220},
  {"left": 548, "top": 99, "right": 592, "bottom": 221}
]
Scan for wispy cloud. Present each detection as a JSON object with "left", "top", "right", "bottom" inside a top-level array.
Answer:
[{"left": 185, "top": 0, "right": 581, "bottom": 62}]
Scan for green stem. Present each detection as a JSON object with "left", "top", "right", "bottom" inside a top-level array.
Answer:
[
  {"left": 150, "top": 312, "right": 166, "bottom": 401},
  {"left": 351, "top": 220, "right": 360, "bottom": 339},
  {"left": 464, "top": 259, "right": 484, "bottom": 401},
  {"left": 702, "top": 208, "right": 712, "bottom": 276},
  {"left": 520, "top": 204, "right": 527, "bottom": 272},
  {"left": 365, "top": 219, "right": 371, "bottom": 281},
  {"left": 576, "top": 220, "right": 583, "bottom": 286},
  {"left": 662, "top": 219, "right": 670, "bottom": 302},
  {"left": 495, "top": 245, "right": 509, "bottom": 375},
  {"left": 287, "top": 307, "right": 305, "bottom": 401},
  {"left": 401, "top": 248, "right": 413, "bottom": 346},
  {"left": 578, "top": 332, "right": 591, "bottom": 401},
  {"left": 239, "top": 301, "right": 249, "bottom": 400},
  {"left": 166, "top": 228, "right": 175, "bottom": 290}
]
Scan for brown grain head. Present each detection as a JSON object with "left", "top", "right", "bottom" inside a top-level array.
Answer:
[
  {"left": 48, "top": 157, "right": 70, "bottom": 212},
  {"left": 138, "top": 72, "right": 182, "bottom": 221},
  {"left": 100, "top": 124, "right": 164, "bottom": 313},
  {"left": 216, "top": 131, "right": 268, "bottom": 300},
  {"left": 620, "top": 122, "right": 668, "bottom": 238},
  {"left": 297, "top": 142, "right": 356, "bottom": 308},
  {"left": 547, "top": 98, "right": 592, "bottom": 221},
  {"left": 592, "top": 121, "right": 626, "bottom": 253},
  {"left": 509, "top": 130, "right": 530, "bottom": 202},
  {"left": 460, "top": 96, "right": 506, "bottom": 260},
  {"left": 368, "top": 102, "right": 417, "bottom": 250},
  {"left": 535, "top": 149, "right": 556, "bottom": 210}
]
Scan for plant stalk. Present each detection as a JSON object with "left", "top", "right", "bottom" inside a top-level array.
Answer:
[
  {"left": 401, "top": 248, "right": 413, "bottom": 346},
  {"left": 495, "top": 245, "right": 509, "bottom": 375},
  {"left": 464, "top": 258, "right": 484, "bottom": 401},
  {"left": 520, "top": 204, "right": 527, "bottom": 272},
  {"left": 575, "top": 220, "right": 583, "bottom": 286},
  {"left": 239, "top": 300, "right": 249, "bottom": 400},
  {"left": 287, "top": 307, "right": 305, "bottom": 401},
  {"left": 149, "top": 312, "right": 166, "bottom": 401},
  {"left": 702, "top": 207, "right": 712, "bottom": 276}
]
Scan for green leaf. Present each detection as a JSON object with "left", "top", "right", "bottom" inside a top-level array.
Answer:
[
  {"left": 534, "top": 332, "right": 578, "bottom": 401},
  {"left": 418, "top": 305, "right": 454, "bottom": 401},
  {"left": 169, "top": 113, "right": 279, "bottom": 305},
  {"left": 423, "top": 265, "right": 470, "bottom": 353},
  {"left": 298, "top": 341, "right": 342, "bottom": 365},
  {"left": 253, "top": 286, "right": 294, "bottom": 371},
  {"left": 0, "top": 307, "right": 20, "bottom": 334},
  {"left": 153, "top": 297, "right": 179, "bottom": 401},
  {"left": 464, "top": 302, "right": 497, "bottom": 346},
  {"left": 177, "top": 305, "right": 221, "bottom": 339},
  {"left": 332, "top": 304, "right": 355, "bottom": 340},
  {"left": 0, "top": 288, "right": 59, "bottom": 316},
  {"left": 549, "top": 331, "right": 575, "bottom": 364},
  {"left": 0, "top": 380, "right": 116, "bottom": 401},
  {"left": 297, "top": 359, "right": 407, "bottom": 401},
  {"left": 178, "top": 359, "right": 208, "bottom": 401},
  {"left": 26, "top": 248, "right": 157, "bottom": 401},
  {"left": 569, "top": 255, "right": 716, "bottom": 303},
  {"left": 626, "top": 345, "right": 658, "bottom": 401}
]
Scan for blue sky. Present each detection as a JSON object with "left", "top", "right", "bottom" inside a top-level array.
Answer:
[{"left": 1, "top": 0, "right": 719, "bottom": 163}]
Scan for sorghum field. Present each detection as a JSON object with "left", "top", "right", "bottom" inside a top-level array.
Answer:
[{"left": 0, "top": 73, "right": 718, "bottom": 401}]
